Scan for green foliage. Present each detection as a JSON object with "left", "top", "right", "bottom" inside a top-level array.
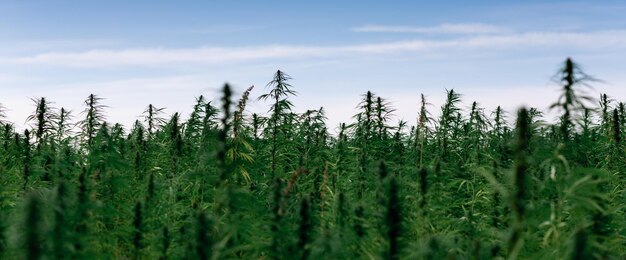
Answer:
[
  {"left": 79, "top": 94, "right": 106, "bottom": 148},
  {"left": 0, "top": 58, "right": 624, "bottom": 259}
]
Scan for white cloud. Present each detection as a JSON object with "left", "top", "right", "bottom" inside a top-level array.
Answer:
[
  {"left": 4, "top": 30, "right": 626, "bottom": 68},
  {"left": 456, "top": 31, "right": 626, "bottom": 48},
  {"left": 0, "top": 39, "right": 123, "bottom": 55},
  {"left": 3, "top": 46, "right": 330, "bottom": 67},
  {"left": 352, "top": 23, "right": 508, "bottom": 34}
]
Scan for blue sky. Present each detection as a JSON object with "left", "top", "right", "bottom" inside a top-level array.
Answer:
[{"left": 2, "top": 1, "right": 626, "bottom": 130}]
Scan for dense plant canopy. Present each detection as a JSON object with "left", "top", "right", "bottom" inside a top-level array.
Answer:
[{"left": 0, "top": 59, "right": 625, "bottom": 259}]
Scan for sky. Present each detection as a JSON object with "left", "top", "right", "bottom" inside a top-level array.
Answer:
[{"left": 2, "top": 0, "right": 626, "bottom": 132}]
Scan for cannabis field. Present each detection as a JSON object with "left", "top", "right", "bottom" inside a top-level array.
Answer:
[{"left": 0, "top": 58, "right": 624, "bottom": 259}]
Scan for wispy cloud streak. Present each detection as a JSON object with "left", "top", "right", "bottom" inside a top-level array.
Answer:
[
  {"left": 4, "top": 30, "right": 626, "bottom": 67},
  {"left": 352, "top": 23, "right": 508, "bottom": 34}
]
